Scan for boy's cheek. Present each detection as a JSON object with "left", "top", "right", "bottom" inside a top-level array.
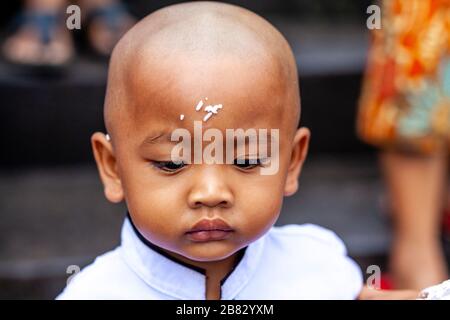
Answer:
[
  {"left": 127, "top": 201, "right": 186, "bottom": 242},
  {"left": 237, "top": 185, "right": 283, "bottom": 224}
]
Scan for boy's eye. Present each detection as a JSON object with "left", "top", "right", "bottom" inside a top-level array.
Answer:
[
  {"left": 152, "top": 160, "right": 187, "bottom": 172},
  {"left": 233, "top": 158, "right": 263, "bottom": 170}
]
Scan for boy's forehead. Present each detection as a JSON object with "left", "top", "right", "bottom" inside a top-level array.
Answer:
[
  {"left": 122, "top": 55, "right": 288, "bottom": 136},
  {"left": 104, "top": 2, "right": 300, "bottom": 139}
]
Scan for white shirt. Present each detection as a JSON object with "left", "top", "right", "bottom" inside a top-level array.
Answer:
[{"left": 57, "top": 217, "right": 363, "bottom": 300}]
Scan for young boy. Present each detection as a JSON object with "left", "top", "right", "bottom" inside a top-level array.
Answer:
[{"left": 57, "top": 1, "right": 420, "bottom": 300}]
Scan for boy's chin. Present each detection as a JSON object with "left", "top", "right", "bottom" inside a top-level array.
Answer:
[{"left": 181, "top": 242, "right": 241, "bottom": 262}]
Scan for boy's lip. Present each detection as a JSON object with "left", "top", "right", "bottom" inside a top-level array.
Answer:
[{"left": 186, "top": 218, "right": 234, "bottom": 242}]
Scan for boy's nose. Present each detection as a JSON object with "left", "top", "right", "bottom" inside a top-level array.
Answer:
[{"left": 187, "top": 166, "right": 234, "bottom": 209}]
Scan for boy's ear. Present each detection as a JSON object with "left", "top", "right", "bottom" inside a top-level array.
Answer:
[
  {"left": 91, "top": 132, "right": 124, "bottom": 203},
  {"left": 284, "top": 127, "right": 310, "bottom": 196}
]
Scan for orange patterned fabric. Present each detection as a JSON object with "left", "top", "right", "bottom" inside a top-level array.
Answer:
[{"left": 358, "top": 0, "right": 450, "bottom": 153}]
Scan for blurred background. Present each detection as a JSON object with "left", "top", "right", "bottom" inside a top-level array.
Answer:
[{"left": 0, "top": 0, "right": 449, "bottom": 299}]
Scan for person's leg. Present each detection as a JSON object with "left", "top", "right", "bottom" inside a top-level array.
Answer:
[
  {"left": 444, "top": 179, "right": 450, "bottom": 237},
  {"left": 3, "top": 0, "right": 74, "bottom": 66},
  {"left": 78, "top": 0, "right": 135, "bottom": 56},
  {"left": 381, "top": 149, "right": 448, "bottom": 290}
]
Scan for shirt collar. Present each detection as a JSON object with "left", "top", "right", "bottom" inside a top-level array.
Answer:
[{"left": 120, "top": 213, "right": 266, "bottom": 300}]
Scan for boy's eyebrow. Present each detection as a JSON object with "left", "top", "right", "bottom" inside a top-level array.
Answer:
[
  {"left": 140, "top": 132, "right": 173, "bottom": 146},
  {"left": 139, "top": 129, "right": 278, "bottom": 147}
]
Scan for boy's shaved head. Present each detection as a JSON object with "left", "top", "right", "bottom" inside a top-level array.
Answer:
[{"left": 104, "top": 1, "right": 300, "bottom": 138}]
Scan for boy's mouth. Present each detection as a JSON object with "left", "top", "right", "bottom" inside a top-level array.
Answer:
[{"left": 186, "top": 218, "right": 234, "bottom": 242}]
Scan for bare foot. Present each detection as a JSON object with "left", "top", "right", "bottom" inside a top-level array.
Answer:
[
  {"left": 87, "top": 6, "right": 135, "bottom": 57},
  {"left": 3, "top": 18, "right": 73, "bottom": 66}
]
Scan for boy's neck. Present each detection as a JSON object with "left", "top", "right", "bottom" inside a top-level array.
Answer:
[{"left": 168, "top": 251, "right": 240, "bottom": 300}]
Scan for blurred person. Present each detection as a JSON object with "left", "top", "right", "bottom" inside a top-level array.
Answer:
[
  {"left": 358, "top": 0, "right": 450, "bottom": 289},
  {"left": 2, "top": 0, "right": 135, "bottom": 67}
]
